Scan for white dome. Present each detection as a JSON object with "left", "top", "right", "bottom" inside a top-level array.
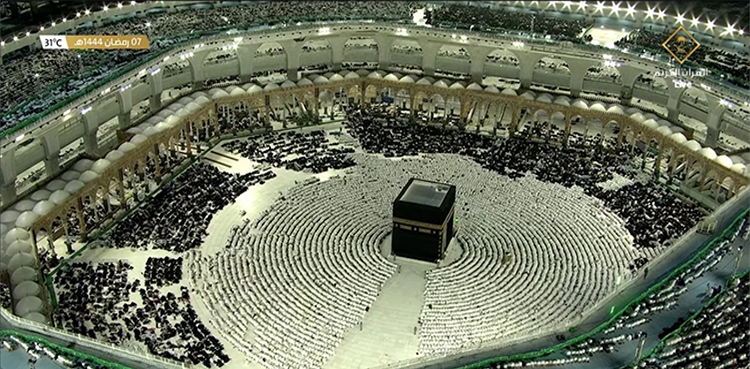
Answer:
[
  {"left": 590, "top": 103, "right": 606, "bottom": 112},
  {"left": 656, "top": 126, "right": 672, "bottom": 136},
  {"left": 207, "top": 88, "right": 223, "bottom": 95},
  {"left": 15, "top": 211, "right": 39, "bottom": 229},
  {"left": 629, "top": 113, "right": 646, "bottom": 122},
  {"left": 32, "top": 201, "right": 56, "bottom": 216},
  {"left": 626, "top": 107, "right": 642, "bottom": 114},
  {"left": 118, "top": 142, "right": 137, "bottom": 153},
  {"left": 49, "top": 190, "right": 71, "bottom": 205},
  {"left": 399, "top": 76, "right": 416, "bottom": 84},
  {"left": 23, "top": 312, "right": 47, "bottom": 324},
  {"left": 0, "top": 210, "right": 20, "bottom": 224},
  {"left": 344, "top": 72, "right": 360, "bottom": 80},
  {"left": 72, "top": 159, "right": 94, "bottom": 172},
  {"left": 329, "top": 73, "right": 344, "bottom": 82},
  {"left": 247, "top": 84, "right": 264, "bottom": 93},
  {"left": 136, "top": 123, "right": 152, "bottom": 131},
  {"left": 554, "top": 97, "right": 570, "bottom": 106},
  {"left": 367, "top": 71, "right": 383, "bottom": 79},
  {"left": 60, "top": 171, "right": 80, "bottom": 181},
  {"left": 715, "top": 155, "right": 733, "bottom": 168},
  {"left": 155, "top": 109, "right": 174, "bottom": 118},
  {"left": 154, "top": 122, "right": 170, "bottom": 132},
  {"left": 12, "top": 281, "right": 40, "bottom": 300},
  {"left": 130, "top": 134, "right": 149, "bottom": 144},
  {"left": 467, "top": 83, "right": 483, "bottom": 91},
  {"left": 14, "top": 200, "right": 36, "bottom": 212},
  {"left": 383, "top": 73, "right": 399, "bottom": 82},
  {"left": 142, "top": 127, "right": 159, "bottom": 137},
  {"left": 670, "top": 133, "right": 687, "bottom": 144},
  {"left": 313, "top": 76, "right": 330, "bottom": 84},
  {"left": 499, "top": 88, "right": 516, "bottom": 95},
  {"left": 484, "top": 85, "right": 500, "bottom": 93},
  {"left": 8, "top": 252, "right": 35, "bottom": 272},
  {"left": 45, "top": 180, "right": 67, "bottom": 192},
  {"left": 552, "top": 112, "right": 566, "bottom": 120},
  {"left": 699, "top": 147, "right": 717, "bottom": 160},
  {"left": 264, "top": 83, "right": 280, "bottom": 91},
  {"left": 185, "top": 102, "right": 202, "bottom": 112},
  {"left": 684, "top": 140, "right": 701, "bottom": 151},
  {"left": 190, "top": 91, "right": 208, "bottom": 98},
  {"left": 416, "top": 77, "right": 433, "bottom": 86},
  {"left": 64, "top": 180, "right": 86, "bottom": 194},
  {"left": 643, "top": 119, "right": 659, "bottom": 129},
  {"left": 4, "top": 228, "right": 30, "bottom": 244},
  {"left": 536, "top": 94, "right": 552, "bottom": 103},
  {"left": 91, "top": 159, "right": 112, "bottom": 174},
  {"left": 223, "top": 85, "right": 240, "bottom": 93},
  {"left": 572, "top": 99, "right": 588, "bottom": 110},
  {"left": 297, "top": 78, "right": 313, "bottom": 87},
  {"left": 168, "top": 103, "right": 185, "bottom": 110},
  {"left": 164, "top": 116, "right": 180, "bottom": 127},
  {"left": 11, "top": 266, "right": 38, "bottom": 287},
  {"left": 105, "top": 150, "right": 125, "bottom": 162},
  {"left": 178, "top": 97, "right": 194, "bottom": 105},
  {"left": 355, "top": 69, "right": 371, "bottom": 76},
  {"left": 281, "top": 80, "right": 297, "bottom": 89},
  {"left": 449, "top": 82, "right": 465, "bottom": 89},
  {"left": 79, "top": 170, "right": 99, "bottom": 183},
  {"left": 15, "top": 296, "right": 44, "bottom": 316},
  {"left": 194, "top": 96, "right": 211, "bottom": 106},
  {"left": 520, "top": 91, "right": 536, "bottom": 100},
  {"left": 433, "top": 80, "right": 449, "bottom": 89},
  {"left": 730, "top": 163, "right": 746, "bottom": 174},
  {"left": 7, "top": 240, "right": 33, "bottom": 256},
  {"left": 607, "top": 105, "right": 624, "bottom": 115},
  {"left": 212, "top": 90, "right": 230, "bottom": 99},
  {"left": 30, "top": 190, "right": 51, "bottom": 201}
]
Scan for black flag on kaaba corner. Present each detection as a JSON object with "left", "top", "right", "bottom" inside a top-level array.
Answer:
[{"left": 392, "top": 178, "right": 456, "bottom": 263}]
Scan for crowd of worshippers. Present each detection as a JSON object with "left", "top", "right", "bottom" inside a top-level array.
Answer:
[
  {"left": 615, "top": 29, "right": 750, "bottom": 89},
  {"left": 427, "top": 3, "right": 593, "bottom": 42},
  {"left": 643, "top": 273, "right": 749, "bottom": 369},
  {"left": 222, "top": 130, "right": 356, "bottom": 173},
  {"left": 344, "top": 104, "right": 704, "bottom": 250},
  {"left": 0, "top": 1, "right": 420, "bottom": 132},
  {"left": 102, "top": 163, "right": 266, "bottom": 252},
  {"left": 0, "top": 282, "right": 11, "bottom": 310},
  {"left": 54, "top": 261, "right": 229, "bottom": 366},
  {"left": 144, "top": 257, "right": 183, "bottom": 287}
]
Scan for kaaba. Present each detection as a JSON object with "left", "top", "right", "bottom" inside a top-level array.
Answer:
[{"left": 392, "top": 178, "right": 456, "bottom": 263}]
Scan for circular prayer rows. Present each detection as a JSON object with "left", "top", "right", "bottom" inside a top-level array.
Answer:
[{"left": 187, "top": 153, "right": 648, "bottom": 368}]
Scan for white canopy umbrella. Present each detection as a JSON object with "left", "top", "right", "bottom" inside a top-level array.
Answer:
[
  {"left": 11, "top": 266, "right": 37, "bottom": 287},
  {"left": 91, "top": 159, "right": 112, "bottom": 174},
  {"left": 45, "top": 180, "right": 67, "bottom": 192},
  {"left": 30, "top": 190, "right": 51, "bottom": 201},
  {"left": 60, "top": 171, "right": 80, "bottom": 181},
  {"left": 14, "top": 200, "right": 36, "bottom": 212},
  {"left": 15, "top": 211, "right": 39, "bottom": 228},
  {"left": 49, "top": 190, "right": 72, "bottom": 205},
  {"left": 15, "top": 296, "right": 44, "bottom": 316},
  {"left": 64, "top": 180, "right": 86, "bottom": 194},
  {"left": 32, "top": 201, "right": 56, "bottom": 216}
]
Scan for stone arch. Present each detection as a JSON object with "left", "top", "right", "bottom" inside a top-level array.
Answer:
[
  {"left": 585, "top": 62, "right": 622, "bottom": 83},
  {"left": 603, "top": 120, "right": 621, "bottom": 148},
  {"left": 364, "top": 84, "right": 379, "bottom": 102},
  {"left": 632, "top": 71, "right": 668, "bottom": 91},
  {"left": 204, "top": 46, "right": 238, "bottom": 66},
  {"left": 299, "top": 39, "right": 333, "bottom": 67},
  {"left": 534, "top": 57, "right": 570, "bottom": 75},
  {"left": 436, "top": 45, "right": 471, "bottom": 74},
  {"left": 390, "top": 39, "right": 423, "bottom": 69},
  {"left": 485, "top": 49, "right": 519, "bottom": 66},
  {"left": 343, "top": 37, "right": 379, "bottom": 64},
  {"left": 584, "top": 118, "right": 605, "bottom": 146},
  {"left": 255, "top": 42, "right": 286, "bottom": 58},
  {"left": 681, "top": 85, "right": 709, "bottom": 109}
]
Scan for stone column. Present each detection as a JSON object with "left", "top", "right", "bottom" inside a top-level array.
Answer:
[
  {"left": 563, "top": 58, "right": 598, "bottom": 98},
  {"left": 704, "top": 104, "right": 728, "bottom": 147},
  {"left": 41, "top": 131, "right": 61, "bottom": 177},
  {"left": 189, "top": 50, "right": 209, "bottom": 90},
  {"left": 666, "top": 80, "right": 686, "bottom": 124},
  {"left": 419, "top": 40, "right": 439, "bottom": 77},
  {"left": 117, "top": 88, "right": 133, "bottom": 130},
  {"left": 81, "top": 112, "right": 100, "bottom": 156},
  {"left": 0, "top": 146, "right": 17, "bottom": 204},
  {"left": 148, "top": 72, "right": 163, "bottom": 112}
]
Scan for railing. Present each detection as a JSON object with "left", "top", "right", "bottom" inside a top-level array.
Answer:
[{"left": 0, "top": 308, "right": 184, "bottom": 369}]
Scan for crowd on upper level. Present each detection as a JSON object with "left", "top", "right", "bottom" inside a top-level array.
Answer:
[
  {"left": 615, "top": 29, "right": 750, "bottom": 89},
  {"left": 427, "top": 4, "right": 593, "bottom": 42}
]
